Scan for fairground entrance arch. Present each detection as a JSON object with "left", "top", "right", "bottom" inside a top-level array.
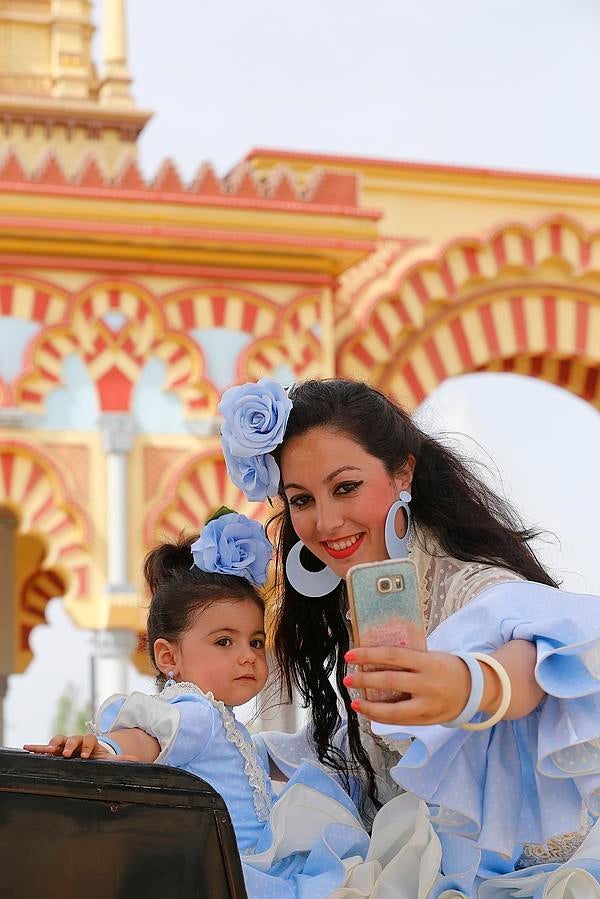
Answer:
[{"left": 338, "top": 217, "right": 600, "bottom": 411}]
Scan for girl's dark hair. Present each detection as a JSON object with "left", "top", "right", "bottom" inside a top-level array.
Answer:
[
  {"left": 144, "top": 534, "right": 264, "bottom": 687},
  {"left": 269, "top": 378, "right": 558, "bottom": 815}
]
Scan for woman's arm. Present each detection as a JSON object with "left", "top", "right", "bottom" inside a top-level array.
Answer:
[
  {"left": 344, "top": 638, "right": 545, "bottom": 726},
  {"left": 481, "top": 638, "right": 544, "bottom": 718}
]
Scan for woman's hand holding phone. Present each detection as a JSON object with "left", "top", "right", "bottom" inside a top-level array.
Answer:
[
  {"left": 346, "top": 559, "right": 482, "bottom": 724},
  {"left": 347, "top": 559, "right": 428, "bottom": 703},
  {"left": 343, "top": 646, "right": 473, "bottom": 726}
]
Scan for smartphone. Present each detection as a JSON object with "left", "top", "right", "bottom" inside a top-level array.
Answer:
[{"left": 346, "top": 558, "right": 427, "bottom": 702}]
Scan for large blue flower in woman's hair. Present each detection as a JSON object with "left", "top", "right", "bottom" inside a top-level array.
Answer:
[{"left": 219, "top": 378, "right": 292, "bottom": 502}]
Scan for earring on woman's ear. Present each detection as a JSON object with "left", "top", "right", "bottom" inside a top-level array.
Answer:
[
  {"left": 285, "top": 540, "right": 341, "bottom": 598},
  {"left": 164, "top": 670, "right": 177, "bottom": 689},
  {"left": 384, "top": 490, "right": 412, "bottom": 559}
]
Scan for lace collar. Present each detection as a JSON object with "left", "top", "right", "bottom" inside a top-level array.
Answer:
[
  {"left": 158, "top": 681, "right": 273, "bottom": 823},
  {"left": 410, "top": 526, "right": 523, "bottom": 633}
]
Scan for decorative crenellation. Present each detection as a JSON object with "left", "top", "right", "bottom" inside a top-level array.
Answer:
[{"left": 0, "top": 148, "right": 360, "bottom": 209}]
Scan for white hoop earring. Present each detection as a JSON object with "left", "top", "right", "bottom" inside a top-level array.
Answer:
[
  {"left": 384, "top": 490, "right": 412, "bottom": 559},
  {"left": 285, "top": 540, "right": 341, "bottom": 598}
]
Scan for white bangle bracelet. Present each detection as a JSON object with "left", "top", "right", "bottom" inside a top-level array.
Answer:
[
  {"left": 97, "top": 738, "right": 120, "bottom": 756},
  {"left": 442, "top": 651, "right": 485, "bottom": 728},
  {"left": 461, "top": 652, "right": 512, "bottom": 731}
]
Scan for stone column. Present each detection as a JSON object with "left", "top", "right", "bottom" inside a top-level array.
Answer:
[
  {"left": 268, "top": 700, "right": 298, "bottom": 733},
  {"left": 50, "top": 0, "right": 94, "bottom": 100},
  {"left": 90, "top": 628, "right": 137, "bottom": 711},
  {"left": 91, "top": 413, "right": 137, "bottom": 710},
  {"left": 100, "top": 0, "right": 134, "bottom": 107},
  {"left": 99, "top": 412, "right": 135, "bottom": 592},
  {"left": 0, "top": 510, "right": 17, "bottom": 746},
  {"left": 253, "top": 655, "right": 299, "bottom": 734},
  {"left": 319, "top": 284, "right": 336, "bottom": 378}
]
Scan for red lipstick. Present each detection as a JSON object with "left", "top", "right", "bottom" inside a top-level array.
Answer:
[{"left": 321, "top": 534, "right": 365, "bottom": 560}]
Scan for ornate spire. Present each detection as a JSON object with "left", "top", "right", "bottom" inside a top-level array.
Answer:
[
  {"left": 49, "top": 0, "right": 96, "bottom": 100},
  {"left": 0, "top": 0, "right": 151, "bottom": 178},
  {"left": 100, "top": 0, "right": 134, "bottom": 108}
]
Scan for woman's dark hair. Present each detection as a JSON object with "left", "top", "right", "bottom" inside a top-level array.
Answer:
[
  {"left": 269, "top": 378, "right": 558, "bottom": 815},
  {"left": 144, "top": 534, "right": 264, "bottom": 687}
]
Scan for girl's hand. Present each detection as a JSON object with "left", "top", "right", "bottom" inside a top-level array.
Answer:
[
  {"left": 343, "top": 647, "right": 476, "bottom": 726},
  {"left": 23, "top": 734, "right": 140, "bottom": 761}
]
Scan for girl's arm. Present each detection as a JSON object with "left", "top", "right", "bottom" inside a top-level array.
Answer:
[
  {"left": 24, "top": 727, "right": 160, "bottom": 762},
  {"left": 344, "top": 638, "right": 545, "bottom": 726}
]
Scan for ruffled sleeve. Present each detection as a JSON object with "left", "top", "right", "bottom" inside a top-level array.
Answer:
[
  {"left": 253, "top": 726, "right": 317, "bottom": 779},
  {"left": 92, "top": 690, "right": 216, "bottom": 766},
  {"left": 371, "top": 581, "right": 600, "bottom": 857}
]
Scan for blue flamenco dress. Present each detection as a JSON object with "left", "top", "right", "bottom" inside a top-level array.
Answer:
[
  {"left": 93, "top": 682, "right": 377, "bottom": 899},
  {"left": 257, "top": 579, "right": 600, "bottom": 897}
]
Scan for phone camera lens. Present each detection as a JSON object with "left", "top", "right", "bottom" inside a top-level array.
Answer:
[{"left": 377, "top": 577, "right": 392, "bottom": 593}]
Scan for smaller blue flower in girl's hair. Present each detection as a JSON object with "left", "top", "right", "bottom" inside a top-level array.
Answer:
[{"left": 190, "top": 512, "right": 272, "bottom": 587}]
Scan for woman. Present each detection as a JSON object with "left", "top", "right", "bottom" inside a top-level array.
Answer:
[{"left": 220, "top": 377, "right": 600, "bottom": 897}]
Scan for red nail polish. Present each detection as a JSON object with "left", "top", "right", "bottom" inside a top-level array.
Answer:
[
  {"left": 345, "top": 650, "right": 356, "bottom": 662},
  {"left": 351, "top": 699, "right": 361, "bottom": 711},
  {"left": 342, "top": 675, "right": 353, "bottom": 686}
]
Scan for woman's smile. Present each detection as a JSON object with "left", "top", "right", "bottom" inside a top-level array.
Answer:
[{"left": 321, "top": 533, "right": 365, "bottom": 559}]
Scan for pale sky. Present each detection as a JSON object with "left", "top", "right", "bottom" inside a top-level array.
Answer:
[
  {"left": 122, "top": 0, "right": 600, "bottom": 180},
  {"left": 6, "top": 0, "right": 600, "bottom": 747}
]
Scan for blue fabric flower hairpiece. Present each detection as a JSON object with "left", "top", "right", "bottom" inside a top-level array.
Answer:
[
  {"left": 219, "top": 378, "right": 293, "bottom": 502},
  {"left": 190, "top": 509, "right": 272, "bottom": 587}
]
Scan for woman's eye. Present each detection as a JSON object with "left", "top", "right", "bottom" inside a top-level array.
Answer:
[
  {"left": 250, "top": 639, "right": 265, "bottom": 650},
  {"left": 215, "top": 637, "right": 232, "bottom": 647},
  {"left": 335, "top": 480, "right": 362, "bottom": 495},
  {"left": 288, "top": 493, "right": 311, "bottom": 509}
]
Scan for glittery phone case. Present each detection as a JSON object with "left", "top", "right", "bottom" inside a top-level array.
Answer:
[{"left": 347, "top": 558, "right": 427, "bottom": 702}]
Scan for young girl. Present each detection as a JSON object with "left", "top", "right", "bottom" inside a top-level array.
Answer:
[{"left": 26, "top": 511, "right": 404, "bottom": 899}]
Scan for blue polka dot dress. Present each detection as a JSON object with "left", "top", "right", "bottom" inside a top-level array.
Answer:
[
  {"left": 258, "top": 582, "right": 600, "bottom": 896},
  {"left": 94, "top": 683, "right": 373, "bottom": 898}
]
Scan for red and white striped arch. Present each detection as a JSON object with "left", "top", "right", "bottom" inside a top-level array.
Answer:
[
  {"left": 240, "top": 291, "right": 323, "bottom": 381},
  {"left": 0, "top": 275, "right": 69, "bottom": 325},
  {"left": 0, "top": 276, "right": 70, "bottom": 406},
  {"left": 163, "top": 286, "right": 279, "bottom": 337},
  {"left": 0, "top": 442, "right": 92, "bottom": 601},
  {"left": 19, "top": 565, "right": 67, "bottom": 673},
  {"left": 338, "top": 217, "right": 600, "bottom": 409},
  {"left": 145, "top": 451, "right": 268, "bottom": 549},
  {"left": 14, "top": 279, "right": 215, "bottom": 415}
]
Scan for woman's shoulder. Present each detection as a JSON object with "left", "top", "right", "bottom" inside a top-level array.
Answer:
[{"left": 414, "top": 531, "right": 525, "bottom": 629}]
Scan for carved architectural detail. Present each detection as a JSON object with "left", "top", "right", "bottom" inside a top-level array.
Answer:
[
  {"left": 145, "top": 452, "right": 266, "bottom": 549},
  {"left": 338, "top": 217, "right": 600, "bottom": 409}
]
